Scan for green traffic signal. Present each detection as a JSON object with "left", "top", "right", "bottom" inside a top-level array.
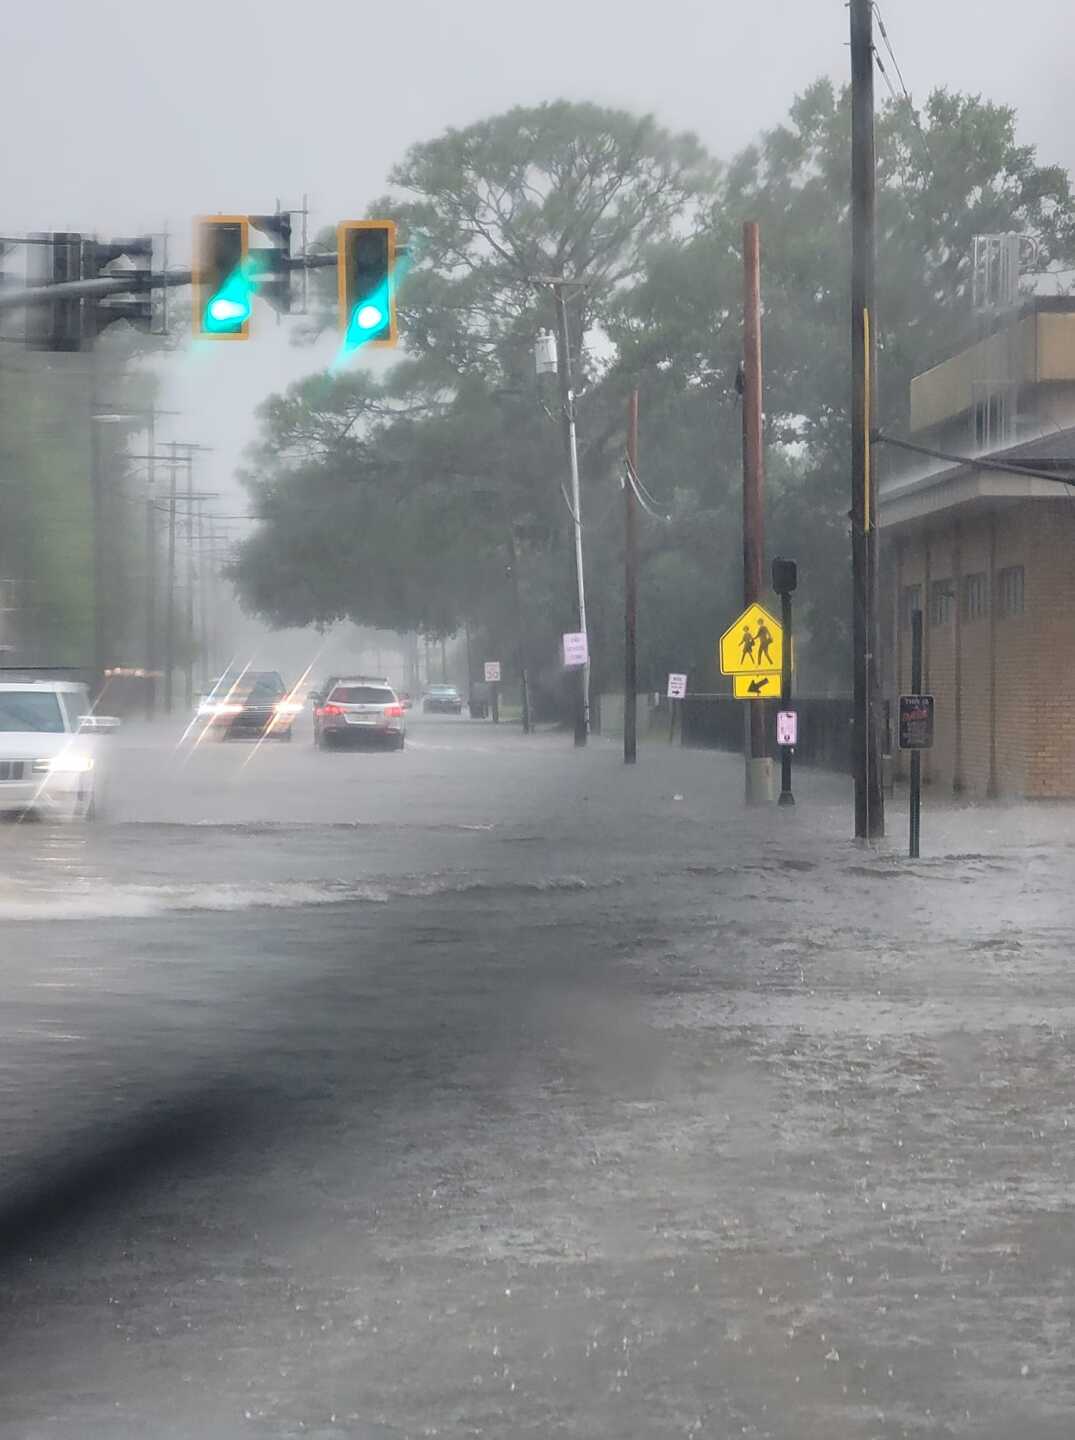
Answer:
[
  {"left": 193, "top": 216, "right": 251, "bottom": 341},
  {"left": 337, "top": 221, "right": 397, "bottom": 356},
  {"left": 204, "top": 266, "right": 254, "bottom": 332}
]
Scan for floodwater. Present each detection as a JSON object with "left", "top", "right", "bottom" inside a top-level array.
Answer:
[{"left": 0, "top": 714, "right": 1071, "bottom": 1438}]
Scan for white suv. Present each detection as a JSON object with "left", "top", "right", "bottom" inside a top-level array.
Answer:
[{"left": 0, "top": 679, "right": 112, "bottom": 820}]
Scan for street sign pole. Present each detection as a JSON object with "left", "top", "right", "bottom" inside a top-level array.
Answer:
[
  {"left": 778, "top": 586, "right": 795, "bottom": 806},
  {"left": 909, "top": 609, "right": 923, "bottom": 858}
]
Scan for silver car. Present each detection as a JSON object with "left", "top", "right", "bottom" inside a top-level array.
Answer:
[{"left": 313, "top": 678, "right": 406, "bottom": 750}]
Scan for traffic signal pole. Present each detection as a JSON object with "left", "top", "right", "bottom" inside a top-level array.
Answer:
[
  {"left": 850, "top": 0, "right": 886, "bottom": 839},
  {"left": 741, "top": 221, "right": 770, "bottom": 805}
]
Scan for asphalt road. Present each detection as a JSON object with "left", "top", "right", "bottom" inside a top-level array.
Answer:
[{"left": 0, "top": 713, "right": 1072, "bottom": 1439}]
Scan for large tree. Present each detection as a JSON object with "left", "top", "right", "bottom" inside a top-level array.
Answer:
[{"left": 235, "top": 85, "right": 1075, "bottom": 696}]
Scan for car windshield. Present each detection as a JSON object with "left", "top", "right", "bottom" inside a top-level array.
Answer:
[
  {"left": 329, "top": 686, "right": 395, "bottom": 704},
  {"left": 233, "top": 674, "right": 285, "bottom": 703},
  {"left": 429, "top": 686, "right": 458, "bottom": 695},
  {"left": 0, "top": 690, "right": 65, "bottom": 733}
]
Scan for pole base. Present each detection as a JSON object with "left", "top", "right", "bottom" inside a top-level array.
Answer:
[
  {"left": 778, "top": 789, "right": 796, "bottom": 807},
  {"left": 744, "top": 757, "right": 773, "bottom": 806}
]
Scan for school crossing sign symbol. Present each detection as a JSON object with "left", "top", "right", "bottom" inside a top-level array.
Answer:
[{"left": 719, "top": 602, "right": 784, "bottom": 701}]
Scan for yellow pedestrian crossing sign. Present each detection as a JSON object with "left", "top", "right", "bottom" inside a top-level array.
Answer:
[
  {"left": 733, "top": 671, "right": 780, "bottom": 699},
  {"left": 719, "top": 602, "right": 784, "bottom": 677}
]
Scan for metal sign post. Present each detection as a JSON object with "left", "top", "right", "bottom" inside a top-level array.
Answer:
[
  {"left": 772, "top": 558, "right": 797, "bottom": 806},
  {"left": 667, "top": 672, "right": 687, "bottom": 745},
  {"left": 899, "top": 610, "right": 933, "bottom": 858},
  {"left": 484, "top": 661, "right": 501, "bottom": 724}
]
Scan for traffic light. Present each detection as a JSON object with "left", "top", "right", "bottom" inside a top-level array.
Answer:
[
  {"left": 193, "top": 216, "right": 251, "bottom": 339},
  {"left": 25, "top": 232, "right": 83, "bottom": 350},
  {"left": 82, "top": 236, "right": 154, "bottom": 342},
  {"left": 249, "top": 212, "right": 293, "bottom": 314},
  {"left": 337, "top": 220, "right": 397, "bottom": 353}
]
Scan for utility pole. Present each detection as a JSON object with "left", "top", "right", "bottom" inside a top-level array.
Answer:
[
  {"left": 741, "top": 221, "right": 770, "bottom": 804},
  {"left": 549, "top": 280, "right": 589, "bottom": 746},
  {"left": 197, "top": 502, "right": 210, "bottom": 690},
  {"left": 164, "top": 443, "right": 178, "bottom": 714},
  {"left": 88, "top": 356, "right": 107, "bottom": 689},
  {"left": 850, "top": 0, "right": 885, "bottom": 839},
  {"left": 503, "top": 526, "right": 532, "bottom": 734},
  {"left": 144, "top": 409, "right": 157, "bottom": 720},
  {"left": 184, "top": 455, "right": 195, "bottom": 711},
  {"left": 624, "top": 387, "right": 639, "bottom": 764}
]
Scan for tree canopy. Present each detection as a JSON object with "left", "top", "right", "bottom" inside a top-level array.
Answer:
[{"left": 232, "top": 85, "right": 1075, "bottom": 696}]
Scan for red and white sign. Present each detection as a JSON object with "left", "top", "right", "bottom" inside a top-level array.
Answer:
[
  {"left": 776, "top": 710, "right": 798, "bottom": 747},
  {"left": 484, "top": 661, "right": 501, "bottom": 684},
  {"left": 667, "top": 673, "right": 687, "bottom": 700},
  {"left": 562, "top": 632, "right": 589, "bottom": 668}
]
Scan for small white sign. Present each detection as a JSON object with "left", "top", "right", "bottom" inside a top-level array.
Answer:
[
  {"left": 667, "top": 672, "right": 688, "bottom": 700},
  {"left": 776, "top": 710, "right": 798, "bottom": 747},
  {"left": 484, "top": 661, "right": 501, "bottom": 684},
  {"left": 562, "top": 631, "right": 589, "bottom": 668}
]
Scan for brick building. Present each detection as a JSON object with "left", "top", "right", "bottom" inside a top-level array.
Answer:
[{"left": 879, "top": 297, "right": 1075, "bottom": 798}]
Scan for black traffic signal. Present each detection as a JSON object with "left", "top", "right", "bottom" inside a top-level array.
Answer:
[
  {"left": 772, "top": 557, "right": 798, "bottom": 595},
  {"left": 248, "top": 212, "right": 293, "bottom": 314},
  {"left": 336, "top": 220, "right": 396, "bottom": 352},
  {"left": 82, "top": 236, "right": 154, "bottom": 342},
  {"left": 193, "top": 216, "right": 251, "bottom": 340},
  {"left": 26, "top": 232, "right": 83, "bottom": 350}
]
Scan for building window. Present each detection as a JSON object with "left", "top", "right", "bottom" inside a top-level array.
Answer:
[
  {"left": 961, "top": 571, "right": 989, "bottom": 622},
  {"left": 929, "top": 578, "right": 955, "bottom": 626},
  {"left": 899, "top": 583, "right": 923, "bottom": 629},
  {"left": 997, "top": 564, "right": 1025, "bottom": 617}
]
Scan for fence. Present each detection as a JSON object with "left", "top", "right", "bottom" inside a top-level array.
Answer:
[{"left": 679, "top": 694, "right": 856, "bottom": 772}]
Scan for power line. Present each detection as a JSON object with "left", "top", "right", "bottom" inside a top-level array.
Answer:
[{"left": 874, "top": 430, "right": 1075, "bottom": 486}]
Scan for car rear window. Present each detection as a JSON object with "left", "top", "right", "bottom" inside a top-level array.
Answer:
[
  {"left": 0, "top": 691, "right": 66, "bottom": 733},
  {"left": 329, "top": 686, "right": 395, "bottom": 704}
]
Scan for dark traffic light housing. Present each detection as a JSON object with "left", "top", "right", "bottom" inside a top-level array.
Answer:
[
  {"left": 772, "top": 557, "right": 798, "bottom": 595},
  {"left": 337, "top": 220, "right": 397, "bottom": 352},
  {"left": 193, "top": 216, "right": 251, "bottom": 340}
]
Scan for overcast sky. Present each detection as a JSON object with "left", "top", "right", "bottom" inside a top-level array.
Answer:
[{"left": 5, "top": 0, "right": 1072, "bottom": 505}]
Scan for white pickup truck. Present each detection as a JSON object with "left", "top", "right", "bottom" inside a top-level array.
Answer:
[{"left": 0, "top": 678, "right": 118, "bottom": 820}]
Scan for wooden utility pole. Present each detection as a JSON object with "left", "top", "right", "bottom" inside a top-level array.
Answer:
[
  {"left": 741, "top": 221, "right": 770, "bottom": 804},
  {"left": 163, "top": 444, "right": 178, "bottom": 715},
  {"left": 624, "top": 387, "right": 639, "bottom": 764},
  {"left": 850, "top": 0, "right": 886, "bottom": 838}
]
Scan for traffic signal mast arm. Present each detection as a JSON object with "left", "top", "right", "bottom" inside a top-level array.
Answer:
[{"left": 0, "top": 252, "right": 340, "bottom": 315}]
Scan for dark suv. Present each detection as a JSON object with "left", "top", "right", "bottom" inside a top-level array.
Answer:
[{"left": 422, "top": 684, "right": 464, "bottom": 715}]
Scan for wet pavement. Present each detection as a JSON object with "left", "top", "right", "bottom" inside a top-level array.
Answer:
[{"left": 0, "top": 713, "right": 1072, "bottom": 1438}]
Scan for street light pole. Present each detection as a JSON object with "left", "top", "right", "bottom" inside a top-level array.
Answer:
[{"left": 549, "top": 281, "right": 589, "bottom": 746}]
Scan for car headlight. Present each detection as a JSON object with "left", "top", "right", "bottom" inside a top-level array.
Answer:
[
  {"left": 34, "top": 753, "right": 95, "bottom": 775},
  {"left": 200, "top": 702, "right": 242, "bottom": 716},
  {"left": 274, "top": 701, "right": 303, "bottom": 715}
]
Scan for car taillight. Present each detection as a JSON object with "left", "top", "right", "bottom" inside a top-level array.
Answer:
[
  {"left": 385, "top": 705, "right": 404, "bottom": 718},
  {"left": 318, "top": 704, "right": 344, "bottom": 717}
]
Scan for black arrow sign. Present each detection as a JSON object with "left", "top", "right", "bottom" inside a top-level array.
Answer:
[{"left": 747, "top": 677, "right": 771, "bottom": 694}]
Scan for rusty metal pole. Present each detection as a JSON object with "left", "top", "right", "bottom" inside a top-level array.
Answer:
[
  {"left": 624, "top": 387, "right": 639, "bottom": 764},
  {"left": 742, "top": 221, "right": 771, "bottom": 804}
]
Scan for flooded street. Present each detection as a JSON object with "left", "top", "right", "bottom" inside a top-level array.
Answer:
[{"left": 0, "top": 717, "right": 1071, "bottom": 1438}]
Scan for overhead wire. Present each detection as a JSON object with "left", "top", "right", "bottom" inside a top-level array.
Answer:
[{"left": 874, "top": 430, "right": 1075, "bottom": 487}]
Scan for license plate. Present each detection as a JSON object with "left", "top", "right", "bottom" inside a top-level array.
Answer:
[{"left": 345, "top": 714, "right": 377, "bottom": 725}]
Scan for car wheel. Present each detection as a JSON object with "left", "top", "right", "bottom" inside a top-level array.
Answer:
[{"left": 279, "top": 727, "right": 293, "bottom": 742}]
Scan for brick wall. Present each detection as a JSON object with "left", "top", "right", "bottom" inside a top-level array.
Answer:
[{"left": 888, "top": 499, "right": 1075, "bottom": 798}]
